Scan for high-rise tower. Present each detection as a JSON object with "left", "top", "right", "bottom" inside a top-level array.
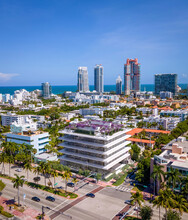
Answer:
[
  {"left": 94, "top": 64, "right": 103, "bottom": 93},
  {"left": 41, "top": 82, "right": 52, "bottom": 99},
  {"left": 116, "top": 76, "right": 122, "bottom": 95},
  {"left": 77, "top": 67, "right": 89, "bottom": 92},
  {"left": 155, "top": 73, "right": 177, "bottom": 96},
  {"left": 124, "top": 58, "right": 140, "bottom": 95}
]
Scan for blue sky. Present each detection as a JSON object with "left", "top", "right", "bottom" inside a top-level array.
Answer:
[{"left": 0, "top": 0, "right": 188, "bottom": 86}]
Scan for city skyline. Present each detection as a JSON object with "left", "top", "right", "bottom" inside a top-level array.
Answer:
[{"left": 0, "top": 0, "right": 188, "bottom": 86}]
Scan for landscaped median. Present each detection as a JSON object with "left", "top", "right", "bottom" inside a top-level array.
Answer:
[
  {"left": 27, "top": 182, "right": 78, "bottom": 199},
  {"left": 0, "top": 205, "right": 14, "bottom": 218},
  {"left": 0, "top": 174, "right": 78, "bottom": 199}
]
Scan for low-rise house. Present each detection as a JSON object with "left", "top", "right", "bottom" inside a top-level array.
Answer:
[
  {"left": 34, "top": 153, "right": 58, "bottom": 163},
  {"left": 150, "top": 137, "right": 188, "bottom": 193}
]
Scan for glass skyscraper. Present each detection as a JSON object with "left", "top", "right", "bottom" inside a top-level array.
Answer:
[
  {"left": 77, "top": 67, "right": 89, "bottom": 92},
  {"left": 124, "top": 58, "right": 140, "bottom": 95},
  {"left": 116, "top": 75, "right": 122, "bottom": 95},
  {"left": 94, "top": 64, "right": 103, "bottom": 93},
  {"left": 41, "top": 82, "right": 52, "bottom": 99},
  {"left": 155, "top": 73, "right": 177, "bottom": 96}
]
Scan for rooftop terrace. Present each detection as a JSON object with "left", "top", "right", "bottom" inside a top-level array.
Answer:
[{"left": 67, "top": 120, "right": 124, "bottom": 136}]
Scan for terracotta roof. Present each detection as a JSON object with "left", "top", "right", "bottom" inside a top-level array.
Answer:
[
  {"left": 144, "top": 129, "right": 170, "bottom": 134},
  {"left": 127, "top": 138, "right": 155, "bottom": 144},
  {"left": 126, "top": 128, "right": 143, "bottom": 135},
  {"left": 126, "top": 128, "right": 170, "bottom": 136}
]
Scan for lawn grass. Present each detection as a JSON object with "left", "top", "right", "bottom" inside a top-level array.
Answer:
[
  {"left": 124, "top": 216, "right": 141, "bottom": 220},
  {"left": 112, "top": 173, "right": 127, "bottom": 186}
]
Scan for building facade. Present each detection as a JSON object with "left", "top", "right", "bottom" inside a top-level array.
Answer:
[
  {"left": 41, "top": 82, "right": 52, "bottom": 99},
  {"left": 116, "top": 75, "right": 122, "bottom": 95},
  {"left": 58, "top": 120, "right": 131, "bottom": 176},
  {"left": 6, "top": 130, "right": 49, "bottom": 155},
  {"left": 94, "top": 64, "right": 103, "bottom": 93},
  {"left": 77, "top": 67, "right": 89, "bottom": 92},
  {"left": 124, "top": 58, "right": 140, "bottom": 95},
  {"left": 150, "top": 137, "right": 188, "bottom": 194},
  {"left": 155, "top": 74, "right": 177, "bottom": 96}
]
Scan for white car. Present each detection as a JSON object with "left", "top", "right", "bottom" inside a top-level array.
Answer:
[{"left": 15, "top": 168, "right": 22, "bottom": 172}]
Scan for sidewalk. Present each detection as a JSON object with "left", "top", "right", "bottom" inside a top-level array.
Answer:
[{"left": 0, "top": 196, "right": 49, "bottom": 220}]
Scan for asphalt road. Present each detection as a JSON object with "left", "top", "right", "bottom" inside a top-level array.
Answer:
[
  {"left": 0, "top": 177, "right": 132, "bottom": 220},
  {"left": 0, "top": 177, "right": 69, "bottom": 214}
]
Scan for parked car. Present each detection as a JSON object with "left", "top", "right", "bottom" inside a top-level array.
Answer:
[
  {"left": 57, "top": 186, "right": 63, "bottom": 189},
  {"left": 31, "top": 196, "right": 40, "bottom": 202},
  {"left": 86, "top": 193, "right": 95, "bottom": 198},
  {"left": 67, "top": 182, "right": 74, "bottom": 188},
  {"left": 15, "top": 168, "right": 22, "bottom": 172},
  {"left": 46, "top": 196, "right": 55, "bottom": 202},
  {"left": 125, "top": 200, "right": 134, "bottom": 205}
]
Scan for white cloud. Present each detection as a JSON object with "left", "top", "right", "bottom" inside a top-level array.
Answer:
[
  {"left": 182, "top": 73, "right": 187, "bottom": 78},
  {"left": 0, "top": 72, "right": 19, "bottom": 81}
]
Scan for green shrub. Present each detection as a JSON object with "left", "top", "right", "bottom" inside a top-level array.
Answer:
[
  {"left": 0, "top": 205, "right": 14, "bottom": 218},
  {"left": 0, "top": 180, "right": 6, "bottom": 192},
  {"left": 1, "top": 210, "right": 14, "bottom": 218},
  {"left": 0, "top": 205, "right": 3, "bottom": 212}
]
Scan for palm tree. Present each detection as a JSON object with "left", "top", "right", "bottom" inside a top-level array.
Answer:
[
  {"left": 62, "top": 169, "right": 72, "bottom": 192},
  {"left": 72, "top": 177, "right": 78, "bottom": 192},
  {"left": 180, "top": 176, "right": 188, "bottom": 200},
  {"left": 153, "top": 194, "right": 164, "bottom": 220},
  {"left": 166, "top": 167, "right": 181, "bottom": 192},
  {"left": 7, "top": 155, "right": 14, "bottom": 177},
  {"left": 12, "top": 174, "right": 25, "bottom": 206},
  {"left": 173, "top": 194, "right": 188, "bottom": 215},
  {"left": 130, "top": 191, "right": 144, "bottom": 218},
  {"left": 24, "top": 161, "right": 32, "bottom": 180},
  {"left": 38, "top": 161, "right": 47, "bottom": 186},
  {"left": 33, "top": 165, "right": 41, "bottom": 178},
  {"left": 140, "top": 205, "right": 153, "bottom": 220},
  {"left": 151, "top": 164, "right": 165, "bottom": 195},
  {"left": 155, "top": 188, "right": 175, "bottom": 219},
  {"left": 44, "top": 162, "right": 51, "bottom": 186},
  {"left": 95, "top": 173, "right": 102, "bottom": 183},
  {"left": 50, "top": 170, "right": 58, "bottom": 188},
  {"left": 0, "top": 152, "right": 7, "bottom": 174}
]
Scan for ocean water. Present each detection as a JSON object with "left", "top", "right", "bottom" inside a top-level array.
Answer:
[{"left": 0, "top": 84, "right": 187, "bottom": 95}]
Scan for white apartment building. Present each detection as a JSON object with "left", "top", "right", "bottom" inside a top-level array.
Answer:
[
  {"left": 1, "top": 113, "right": 45, "bottom": 126},
  {"left": 58, "top": 120, "right": 131, "bottom": 176},
  {"left": 1, "top": 113, "right": 29, "bottom": 126},
  {"left": 160, "top": 91, "right": 173, "bottom": 99},
  {"left": 160, "top": 109, "right": 188, "bottom": 121},
  {"left": 79, "top": 108, "right": 104, "bottom": 116},
  {"left": 77, "top": 67, "right": 89, "bottom": 92},
  {"left": 6, "top": 128, "right": 49, "bottom": 155},
  {"left": 151, "top": 137, "right": 188, "bottom": 193},
  {"left": 143, "top": 115, "right": 180, "bottom": 130}
]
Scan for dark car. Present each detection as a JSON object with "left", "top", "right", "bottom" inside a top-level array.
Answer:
[
  {"left": 86, "top": 193, "right": 95, "bottom": 198},
  {"left": 125, "top": 200, "right": 135, "bottom": 205},
  {"left": 57, "top": 186, "right": 63, "bottom": 189},
  {"left": 46, "top": 196, "right": 55, "bottom": 202},
  {"left": 31, "top": 196, "right": 40, "bottom": 202},
  {"left": 67, "top": 182, "right": 75, "bottom": 188}
]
